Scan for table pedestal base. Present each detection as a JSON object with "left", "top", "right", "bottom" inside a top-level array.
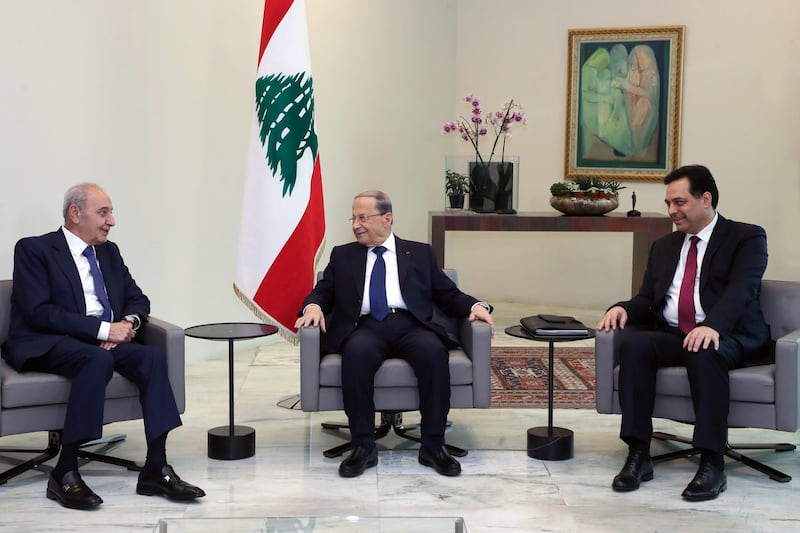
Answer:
[
  {"left": 208, "top": 425, "right": 255, "bottom": 460},
  {"left": 527, "top": 426, "right": 574, "bottom": 460}
]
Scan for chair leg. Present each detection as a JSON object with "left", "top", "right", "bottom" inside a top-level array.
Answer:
[
  {"left": 320, "top": 416, "right": 394, "bottom": 458},
  {"left": 724, "top": 446, "right": 794, "bottom": 483},
  {"left": 78, "top": 434, "right": 142, "bottom": 472},
  {"left": 388, "top": 413, "right": 468, "bottom": 457},
  {"left": 0, "top": 430, "right": 61, "bottom": 485},
  {"left": 0, "top": 431, "right": 143, "bottom": 484},
  {"left": 652, "top": 431, "right": 795, "bottom": 483},
  {"left": 319, "top": 412, "right": 467, "bottom": 458}
]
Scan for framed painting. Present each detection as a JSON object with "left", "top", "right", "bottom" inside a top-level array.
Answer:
[{"left": 564, "top": 26, "right": 685, "bottom": 182}]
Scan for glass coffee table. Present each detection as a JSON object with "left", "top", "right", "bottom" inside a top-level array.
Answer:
[{"left": 153, "top": 516, "right": 467, "bottom": 532}]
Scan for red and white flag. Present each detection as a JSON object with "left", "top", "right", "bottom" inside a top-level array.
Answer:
[{"left": 235, "top": 0, "right": 325, "bottom": 341}]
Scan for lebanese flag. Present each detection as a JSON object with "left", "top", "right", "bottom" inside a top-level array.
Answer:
[{"left": 234, "top": 0, "right": 325, "bottom": 341}]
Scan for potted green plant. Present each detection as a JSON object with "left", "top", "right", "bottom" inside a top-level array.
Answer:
[
  {"left": 445, "top": 169, "right": 470, "bottom": 209},
  {"left": 549, "top": 177, "right": 626, "bottom": 215}
]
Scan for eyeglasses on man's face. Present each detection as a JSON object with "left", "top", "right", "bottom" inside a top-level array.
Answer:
[{"left": 348, "top": 212, "right": 387, "bottom": 224}]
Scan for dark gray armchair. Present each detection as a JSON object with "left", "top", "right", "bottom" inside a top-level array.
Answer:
[
  {"left": 595, "top": 279, "right": 800, "bottom": 482},
  {"left": 299, "top": 269, "right": 492, "bottom": 458},
  {"left": 0, "top": 279, "right": 185, "bottom": 484}
]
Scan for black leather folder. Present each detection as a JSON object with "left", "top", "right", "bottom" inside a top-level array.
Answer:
[{"left": 519, "top": 314, "right": 590, "bottom": 336}]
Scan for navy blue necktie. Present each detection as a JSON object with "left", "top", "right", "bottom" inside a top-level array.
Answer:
[
  {"left": 82, "top": 246, "right": 113, "bottom": 322},
  {"left": 369, "top": 246, "right": 389, "bottom": 320}
]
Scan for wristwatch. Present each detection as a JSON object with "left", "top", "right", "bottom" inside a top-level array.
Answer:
[{"left": 124, "top": 314, "right": 141, "bottom": 330}]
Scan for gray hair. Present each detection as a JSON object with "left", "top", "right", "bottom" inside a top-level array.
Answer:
[
  {"left": 63, "top": 182, "right": 104, "bottom": 221},
  {"left": 355, "top": 190, "right": 392, "bottom": 215}
]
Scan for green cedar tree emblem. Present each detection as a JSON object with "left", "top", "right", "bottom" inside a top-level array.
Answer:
[{"left": 255, "top": 72, "right": 318, "bottom": 196}]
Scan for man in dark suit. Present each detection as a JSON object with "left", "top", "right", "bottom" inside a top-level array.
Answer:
[
  {"left": 596, "top": 165, "right": 770, "bottom": 501},
  {"left": 4, "top": 183, "right": 204, "bottom": 510},
  {"left": 295, "top": 190, "right": 494, "bottom": 478}
]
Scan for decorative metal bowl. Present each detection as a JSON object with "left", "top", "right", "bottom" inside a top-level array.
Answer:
[{"left": 549, "top": 194, "right": 619, "bottom": 216}]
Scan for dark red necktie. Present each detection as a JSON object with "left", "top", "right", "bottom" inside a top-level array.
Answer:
[{"left": 678, "top": 236, "right": 700, "bottom": 334}]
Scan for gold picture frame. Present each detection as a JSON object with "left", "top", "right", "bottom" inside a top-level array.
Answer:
[{"left": 564, "top": 26, "right": 685, "bottom": 182}]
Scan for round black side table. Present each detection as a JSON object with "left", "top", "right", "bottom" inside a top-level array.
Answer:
[
  {"left": 184, "top": 322, "right": 278, "bottom": 460},
  {"left": 505, "top": 325, "right": 595, "bottom": 461}
]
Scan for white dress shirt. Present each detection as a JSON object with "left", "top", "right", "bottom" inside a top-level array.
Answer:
[
  {"left": 61, "top": 227, "right": 112, "bottom": 340},
  {"left": 361, "top": 233, "right": 408, "bottom": 316}
]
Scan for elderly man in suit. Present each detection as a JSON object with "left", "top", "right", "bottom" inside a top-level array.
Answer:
[
  {"left": 4, "top": 183, "right": 204, "bottom": 510},
  {"left": 295, "top": 190, "right": 494, "bottom": 478},
  {"left": 596, "top": 165, "right": 770, "bottom": 501}
]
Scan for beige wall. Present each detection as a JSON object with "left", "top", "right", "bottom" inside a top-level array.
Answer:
[
  {"left": 1, "top": 0, "right": 798, "bottom": 359},
  {"left": 446, "top": 0, "right": 800, "bottom": 308}
]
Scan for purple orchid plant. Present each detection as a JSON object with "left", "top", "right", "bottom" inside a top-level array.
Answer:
[
  {"left": 442, "top": 94, "right": 526, "bottom": 211},
  {"left": 442, "top": 94, "right": 526, "bottom": 167}
]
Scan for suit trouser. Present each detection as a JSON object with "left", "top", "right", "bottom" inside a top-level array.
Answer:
[
  {"left": 339, "top": 310, "right": 451, "bottom": 449},
  {"left": 617, "top": 328, "right": 739, "bottom": 456},
  {"left": 26, "top": 337, "right": 182, "bottom": 445}
]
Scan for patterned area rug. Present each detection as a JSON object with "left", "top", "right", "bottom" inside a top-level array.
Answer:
[{"left": 491, "top": 346, "right": 596, "bottom": 409}]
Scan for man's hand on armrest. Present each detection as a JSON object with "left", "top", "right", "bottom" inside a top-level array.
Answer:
[
  {"left": 469, "top": 302, "right": 494, "bottom": 337},
  {"left": 596, "top": 306, "right": 628, "bottom": 332},
  {"left": 295, "top": 303, "right": 326, "bottom": 332}
]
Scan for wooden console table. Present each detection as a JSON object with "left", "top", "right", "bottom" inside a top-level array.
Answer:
[{"left": 428, "top": 211, "right": 673, "bottom": 296}]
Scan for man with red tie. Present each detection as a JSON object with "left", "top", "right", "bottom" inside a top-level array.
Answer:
[{"left": 596, "top": 165, "right": 770, "bottom": 501}]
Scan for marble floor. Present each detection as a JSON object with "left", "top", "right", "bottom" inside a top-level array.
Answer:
[{"left": 1, "top": 302, "right": 799, "bottom": 532}]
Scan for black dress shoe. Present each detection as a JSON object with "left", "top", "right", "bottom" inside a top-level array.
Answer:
[
  {"left": 418, "top": 445, "right": 461, "bottom": 477},
  {"left": 612, "top": 449, "right": 654, "bottom": 492},
  {"left": 136, "top": 465, "right": 206, "bottom": 500},
  {"left": 46, "top": 471, "right": 103, "bottom": 510},
  {"left": 339, "top": 446, "right": 378, "bottom": 478},
  {"left": 682, "top": 460, "right": 727, "bottom": 501}
]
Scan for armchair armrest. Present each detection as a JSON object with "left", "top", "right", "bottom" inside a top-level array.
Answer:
[
  {"left": 459, "top": 318, "right": 492, "bottom": 408},
  {"left": 139, "top": 316, "right": 185, "bottom": 413},
  {"left": 299, "top": 326, "right": 322, "bottom": 411},
  {"left": 594, "top": 328, "right": 618, "bottom": 414},
  {"left": 774, "top": 327, "right": 800, "bottom": 431}
]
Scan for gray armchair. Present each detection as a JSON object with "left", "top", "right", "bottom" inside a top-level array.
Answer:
[
  {"left": 300, "top": 269, "right": 492, "bottom": 458},
  {"left": 595, "top": 279, "right": 800, "bottom": 482},
  {"left": 0, "top": 279, "right": 185, "bottom": 484}
]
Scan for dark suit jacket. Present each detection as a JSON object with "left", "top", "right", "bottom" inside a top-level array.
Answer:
[
  {"left": 4, "top": 228, "right": 150, "bottom": 370},
  {"left": 299, "top": 236, "right": 481, "bottom": 354},
  {"left": 617, "top": 215, "right": 770, "bottom": 365}
]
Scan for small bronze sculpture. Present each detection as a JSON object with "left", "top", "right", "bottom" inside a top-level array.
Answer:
[{"left": 627, "top": 191, "right": 641, "bottom": 217}]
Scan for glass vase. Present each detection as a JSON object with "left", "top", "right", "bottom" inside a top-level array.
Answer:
[{"left": 445, "top": 155, "right": 519, "bottom": 213}]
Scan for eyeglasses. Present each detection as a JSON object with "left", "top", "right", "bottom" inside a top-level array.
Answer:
[{"left": 348, "top": 212, "right": 387, "bottom": 224}]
